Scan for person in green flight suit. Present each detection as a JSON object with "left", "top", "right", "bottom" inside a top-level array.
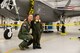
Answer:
[
  {"left": 18, "top": 14, "right": 33, "bottom": 50},
  {"left": 31, "top": 14, "right": 43, "bottom": 49}
]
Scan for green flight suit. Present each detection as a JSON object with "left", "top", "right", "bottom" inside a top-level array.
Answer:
[
  {"left": 18, "top": 21, "right": 32, "bottom": 50},
  {"left": 31, "top": 20, "right": 43, "bottom": 48}
]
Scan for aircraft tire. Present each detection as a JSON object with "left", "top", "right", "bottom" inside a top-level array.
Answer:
[{"left": 4, "top": 29, "right": 13, "bottom": 39}]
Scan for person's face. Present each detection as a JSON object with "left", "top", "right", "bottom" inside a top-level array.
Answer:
[
  {"left": 35, "top": 15, "right": 40, "bottom": 20},
  {"left": 28, "top": 15, "right": 33, "bottom": 21}
]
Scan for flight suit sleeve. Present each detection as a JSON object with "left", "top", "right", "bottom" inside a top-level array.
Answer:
[
  {"left": 31, "top": 21, "right": 34, "bottom": 29},
  {"left": 40, "top": 22, "right": 43, "bottom": 34},
  {"left": 21, "top": 23, "right": 30, "bottom": 35}
]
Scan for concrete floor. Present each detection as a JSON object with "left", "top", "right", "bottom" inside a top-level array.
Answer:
[{"left": 0, "top": 26, "right": 80, "bottom": 53}]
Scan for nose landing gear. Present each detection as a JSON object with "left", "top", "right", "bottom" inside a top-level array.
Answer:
[{"left": 4, "top": 27, "right": 13, "bottom": 39}]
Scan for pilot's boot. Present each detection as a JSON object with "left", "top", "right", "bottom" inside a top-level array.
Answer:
[
  {"left": 36, "top": 44, "right": 42, "bottom": 49},
  {"left": 33, "top": 43, "right": 37, "bottom": 49},
  {"left": 19, "top": 44, "right": 25, "bottom": 50},
  {"left": 24, "top": 40, "right": 29, "bottom": 49},
  {"left": 19, "top": 41, "right": 26, "bottom": 50}
]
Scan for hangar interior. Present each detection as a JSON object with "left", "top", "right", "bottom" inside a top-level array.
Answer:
[{"left": 0, "top": 0, "right": 80, "bottom": 53}]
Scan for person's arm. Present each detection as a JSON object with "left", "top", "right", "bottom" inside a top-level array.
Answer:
[
  {"left": 40, "top": 22, "right": 43, "bottom": 33},
  {"left": 31, "top": 21, "right": 34, "bottom": 29},
  {"left": 21, "top": 23, "right": 30, "bottom": 35}
]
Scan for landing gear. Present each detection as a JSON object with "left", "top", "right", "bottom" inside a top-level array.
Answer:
[{"left": 4, "top": 27, "right": 13, "bottom": 39}]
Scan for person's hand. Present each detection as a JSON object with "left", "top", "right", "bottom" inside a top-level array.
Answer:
[
  {"left": 30, "top": 35, "right": 33, "bottom": 39},
  {"left": 28, "top": 33, "right": 32, "bottom": 35},
  {"left": 24, "top": 39, "right": 28, "bottom": 42}
]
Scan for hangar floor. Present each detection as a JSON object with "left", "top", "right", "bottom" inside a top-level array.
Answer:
[{"left": 0, "top": 26, "right": 80, "bottom": 53}]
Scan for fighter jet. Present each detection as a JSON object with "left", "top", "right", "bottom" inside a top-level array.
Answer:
[
  {"left": 0, "top": 0, "right": 80, "bottom": 22},
  {"left": 35, "top": 0, "right": 80, "bottom": 22}
]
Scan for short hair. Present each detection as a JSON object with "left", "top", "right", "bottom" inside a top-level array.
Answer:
[
  {"left": 34, "top": 14, "right": 39, "bottom": 17},
  {"left": 26, "top": 14, "right": 33, "bottom": 20}
]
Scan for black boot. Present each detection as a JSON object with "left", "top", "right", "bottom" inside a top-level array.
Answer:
[
  {"left": 36, "top": 46, "right": 42, "bottom": 49},
  {"left": 19, "top": 44, "right": 25, "bottom": 50},
  {"left": 33, "top": 46, "right": 37, "bottom": 49}
]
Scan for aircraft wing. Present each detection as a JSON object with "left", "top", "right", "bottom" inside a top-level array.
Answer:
[
  {"left": 0, "top": 0, "right": 30, "bottom": 20},
  {"left": 64, "top": 10, "right": 80, "bottom": 17},
  {"left": 0, "top": 0, "right": 80, "bottom": 22}
]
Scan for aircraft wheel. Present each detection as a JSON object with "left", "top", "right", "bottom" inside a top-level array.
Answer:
[{"left": 4, "top": 29, "right": 13, "bottom": 39}]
